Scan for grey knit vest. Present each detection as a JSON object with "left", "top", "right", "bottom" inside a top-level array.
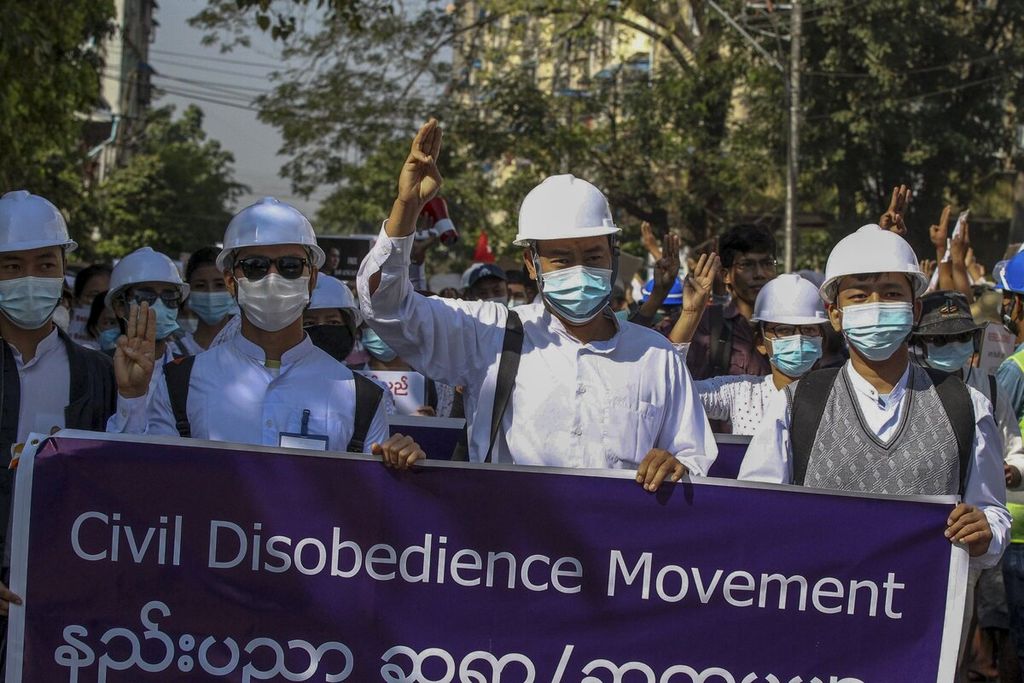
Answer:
[{"left": 791, "top": 365, "right": 960, "bottom": 495}]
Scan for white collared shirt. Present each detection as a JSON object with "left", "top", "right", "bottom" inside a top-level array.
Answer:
[
  {"left": 695, "top": 374, "right": 780, "bottom": 436},
  {"left": 740, "top": 360, "right": 1011, "bottom": 567},
  {"left": 107, "top": 332, "right": 388, "bottom": 453},
  {"left": 11, "top": 327, "right": 69, "bottom": 443},
  {"left": 356, "top": 226, "right": 717, "bottom": 472}
]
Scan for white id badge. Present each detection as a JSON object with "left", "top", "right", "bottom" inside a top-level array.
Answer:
[{"left": 278, "top": 432, "right": 329, "bottom": 451}]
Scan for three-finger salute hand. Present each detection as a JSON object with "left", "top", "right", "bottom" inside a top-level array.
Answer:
[
  {"left": 373, "top": 433, "right": 426, "bottom": 470},
  {"left": 636, "top": 449, "right": 687, "bottom": 492},
  {"left": 397, "top": 119, "right": 444, "bottom": 208},
  {"left": 114, "top": 302, "right": 156, "bottom": 399}
]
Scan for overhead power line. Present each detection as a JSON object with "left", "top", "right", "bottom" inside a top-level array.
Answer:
[{"left": 149, "top": 47, "right": 283, "bottom": 70}]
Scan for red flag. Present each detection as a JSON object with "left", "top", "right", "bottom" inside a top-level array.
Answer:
[{"left": 473, "top": 232, "right": 495, "bottom": 263}]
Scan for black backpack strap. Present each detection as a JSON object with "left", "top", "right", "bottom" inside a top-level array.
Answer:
[
  {"left": 484, "top": 310, "right": 524, "bottom": 463},
  {"left": 789, "top": 367, "right": 842, "bottom": 485},
  {"left": 989, "top": 374, "right": 999, "bottom": 415},
  {"left": 708, "top": 304, "right": 734, "bottom": 377},
  {"left": 925, "top": 368, "right": 975, "bottom": 498},
  {"left": 347, "top": 373, "right": 385, "bottom": 453},
  {"left": 425, "top": 378, "right": 438, "bottom": 410},
  {"left": 163, "top": 355, "right": 197, "bottom": 438}
]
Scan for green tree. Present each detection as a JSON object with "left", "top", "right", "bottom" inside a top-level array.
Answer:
[
  {"left": 95, "top": 105, "right": 248, "bottom": 259},
  {"left": 783, "top": 0, "right": 1024, "bottom": 255},
  {"left": 0, "top": 0, "right": 115, "bottom": 226}
]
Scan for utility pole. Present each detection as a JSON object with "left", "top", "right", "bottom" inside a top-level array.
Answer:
[
  {"left": 784, "top": 0, "right": 802, "bottom": 272},
  {"left": 707, "top": 0, "right": 800, "bottom": 272}
]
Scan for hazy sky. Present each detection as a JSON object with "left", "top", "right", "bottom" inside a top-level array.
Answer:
[{"left": 147, "top": 0, "right": 326, "bottom": 218}]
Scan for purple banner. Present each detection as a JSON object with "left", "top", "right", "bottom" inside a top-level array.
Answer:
[{"left": 8, "top": 431, "right": 965, "bottom": 682}]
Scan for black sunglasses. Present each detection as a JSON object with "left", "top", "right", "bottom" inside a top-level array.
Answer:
[
  {"left": 129, "top": 288, "right": 182, "bottom": 309},
  {"left": 234, "top": 255, "right": 309, "bottom": 281},
  {"left": 918, "top": 331, "right": 975, "bottom": 347}
]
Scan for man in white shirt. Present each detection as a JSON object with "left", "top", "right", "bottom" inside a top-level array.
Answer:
[
  {"left": 110, "top": 197, "right": 398, "bottom": 457},
  {"left": 0, "top": 191, "right": 118, "bottom": 615},
  {"left": 357, "top": 120, "right": 716, "bottom": 488},
  {"left": 740, "top": 225, "right": 1010, "bottom": 569}
]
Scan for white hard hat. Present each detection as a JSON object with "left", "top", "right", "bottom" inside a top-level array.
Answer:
[
  {"left": 820, "top": 224, "right": 927, "bottom": 304},
  {"left": 105, "top": 247, "right": 189, "bottom": 307},
  {"left": 751, "top": 273, "right": 828, "bottom": 325},
  {"left": 309, "top": 274, "right": 363, "bottom": 327},
  {"left": 0, "top": 190, "right": 78, "bottom": 254},
  {"left": 513, "top": 175, "right": 620, "bottom": 246},
  {"left": 216, "top": 197, "right": 326, "bottom": 271}
]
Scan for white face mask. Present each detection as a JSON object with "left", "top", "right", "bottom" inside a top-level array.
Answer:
[
  {"left": 0, "top": 276, "right": 64, "bottom": 330},
  {"left": 235, "top": 274, "right": 310, "bottom": 332}
]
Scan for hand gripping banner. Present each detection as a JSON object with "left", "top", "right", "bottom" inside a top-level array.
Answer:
[{"left": 6, "top": 431, "right": 967, "bottom": 682}]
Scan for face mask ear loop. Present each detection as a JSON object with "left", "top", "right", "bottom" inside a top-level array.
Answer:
[{"left": 530, "top": 243, "right": 545, "bottom": 295}]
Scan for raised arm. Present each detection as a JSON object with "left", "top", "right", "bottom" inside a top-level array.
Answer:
[
  {"left": 669, "top": 252, "right": 721, "bottom": 344},
  {"left": 357, "top": 120, "right": 504, "bottom": 388},
  {"left": 631, "top": 232, "right": 680, "bottom": 327}
]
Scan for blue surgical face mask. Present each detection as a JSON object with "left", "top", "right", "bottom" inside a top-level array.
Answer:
[
  {"left": 0, "top": 276, "right": 63, "bottom": 330},
  {"left": 151, "top": 300, "right": 180, "bottom": 341},
  {"left": 539, "top": 265, "right": 613, "bottom": 325},
  {"left": 769, "top": 334, "right": 823, "bottom": 378},
  {"left": 98, "top": 327, "right": 121, "bottom": 352},
  {"left": 362, "top": 328, "right": 397, "bottom": 362},
  {"left": 840, "top": 302, "right": 914, "bottom": 362},
  {"left": 188, "top": 291, "right": 238, "bottom": 326},
  {"left": 923, "top": 340, "right": 974, "bottom": 373}
]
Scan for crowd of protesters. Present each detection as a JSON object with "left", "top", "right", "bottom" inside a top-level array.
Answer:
[{"left": 1, "top": 118, "right": 1024, "bottom": 680}]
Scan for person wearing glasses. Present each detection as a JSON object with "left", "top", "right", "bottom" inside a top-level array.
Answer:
[
  {"left": 909, "top": 290, "right": 1024, "bottom": 674},
  {"left": 675, "top": 273, "right": 829, "bottom": 435},
  {"left": 108, "top": 197, "right": 416, "bottom": 463},
  {"left": 107, "top": 247, "right": 199, "bottom": 359}
]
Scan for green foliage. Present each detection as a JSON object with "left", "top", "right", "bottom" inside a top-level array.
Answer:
[
  {"left": 95, "top": 105, "right": 248, "bottom": 259},
  {"left": 193, "top": 0, "right": 1024, "bottom": 269},
  {"left": 0, "top": 0, "right": 115, "bottom": 227},
  {"left": 790, "top": 0, "right": 1024, "bottom": 256}
]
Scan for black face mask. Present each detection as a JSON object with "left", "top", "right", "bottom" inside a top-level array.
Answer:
[{"left": 306, "top": 324, "right": 355, "bottom": 363}]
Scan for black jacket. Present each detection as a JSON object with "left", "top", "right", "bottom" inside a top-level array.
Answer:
[{"left": 0, "top": 329, "right": 116, "bottom": 561}]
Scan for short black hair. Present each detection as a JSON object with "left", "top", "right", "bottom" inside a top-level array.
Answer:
[
  {"left": 506, "top": 270, "right": 527, "bottom": 285},
  {"left": 73, "top": 263, "right": 112, "bottom": 300},
  {"left": 185, "top": 246, "right": 221, "bottom": 283},
  {"left": 719, "top": 224, "right": 776, "bottom": 268}
]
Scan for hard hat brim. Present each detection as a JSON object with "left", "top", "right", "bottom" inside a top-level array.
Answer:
[
  {"left": 215, "top": 243, "right": 327, "bottom": 271},
  {"left": 819, "top": 271, "right": 929, "bottom": 304},
  {"left": 512, "top": 225, "right": 621, "bottom": 247},
  {"left": 749, "top": 313, "right": 829, "bottom": 325},
  {"left": 0, "top": 239, "right": 78, "bottom": 254}
]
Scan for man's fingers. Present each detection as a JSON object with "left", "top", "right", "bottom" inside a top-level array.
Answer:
[
  {"left": 411, "top": 119, "right": 434, "bottom": 154},
  {"left": 646, "top": 458, "right": 676, "bottom": 491},
  {"left": 952, "top": 521, "right": 990, "bottom": 543},
  {"left": 0, "top": 585, "right": 22, "bottom": 606},
  {"left": 887, "top": 186, "right": 899, "bottom": 213},
  {"left": 404, "top": 450, "right": 425, "bottom": 466},
  {"left": 144, "top": 304, "right": 156, "bottom": 344},
  {"left": 636, "top": 456, "right": 650, "bottom": 483},
  {"left": 939, "top": 205, "right": 951, "bottom": 230},
  {"left": 429, "top": 123, "right": 443, "bottom": 160},
  {"left": 947, "top": 503, "right": 973, "bottom": 525}
]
